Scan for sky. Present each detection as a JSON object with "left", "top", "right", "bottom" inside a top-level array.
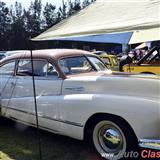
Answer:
[{"left": 2, "top": 0, "right": 69, "bottom": 8}]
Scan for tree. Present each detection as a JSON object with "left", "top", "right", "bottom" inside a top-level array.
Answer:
[
  {"left": 0, "top": 0, "right": 96, "bottom": 50},
  {"left": 82, "top": 0, "right": 90, "bottom": 8},
  {"left": 82, "top": 0, "right": 96, "bottom": 8},
  {"left": 9, "top": 2, "right": 28, "bottom": 50},
  {"left": 0, "top": 1, "right": 11, "bottom": 50},
  {"left": 23, "top": 0, "right": 42, "bottom": 38},
  {"left": 57, "top": 0, "right": 67, "bottom": 20},
  {"left": 43, "top": 2, "right": 57, "bottom": 29},
  {"left": 68, "top": 0, "right": 81, "bottom": 16}
]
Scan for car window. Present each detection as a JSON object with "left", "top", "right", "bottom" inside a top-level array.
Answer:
[
  {"left": 112, "top": 57, "right": 118, "bottom": 65},
  {"left": 87, "top": 56, "right": 108, "bottom": 71},
  {"left": 101, "top": 57, "right": 111, "bottom": 65},
  {"left": 59, "top": 56, "right": 95, "bottom": 75},
  {"left": 0, "top": 61, "right": 15, "bottom": 75},
  {"left": 16, "top": 59, "right": 59, "bottom": 77},
  {"left": 0, "top": 55, "right": 5, "bottom": 60}
]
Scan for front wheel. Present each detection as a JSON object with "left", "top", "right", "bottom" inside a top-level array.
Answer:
[{"left": 92, "top": 119, "right": 138, "bottom": 160}]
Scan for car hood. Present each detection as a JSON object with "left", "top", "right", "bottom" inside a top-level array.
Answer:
[{"left": 63, "top": 71, "right": 159, "bottom": 99}]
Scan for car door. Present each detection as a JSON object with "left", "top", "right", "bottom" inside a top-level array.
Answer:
[
  {"left": 0, "top": 60, "right": 17, "bottom": 109},
  {"left": 4, "top": 58, "right": 63, "bottom": 133}
]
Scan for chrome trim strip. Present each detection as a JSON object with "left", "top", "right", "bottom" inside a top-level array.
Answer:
[
  {"left": 1, "top": 106, "right": 84, "bottom": 128},
  {"left": 42, "top": 115, "right": 83, "bottom": 127},
  {"left": 139, "top": 139, "right": 160, "bottom": 150},
  {"left": 10, "top": 116, "right": 59, "bottom": 133}
]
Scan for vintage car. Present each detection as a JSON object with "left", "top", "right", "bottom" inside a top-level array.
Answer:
[
  {"left": 0, "top": 49, "right": 159, "bottom": 160},
  {"left": 93, "top": 51, "right": 119, "bottom": 71},
  {"left": 122, "top": 46, "right": 160, "bottom": 75}
]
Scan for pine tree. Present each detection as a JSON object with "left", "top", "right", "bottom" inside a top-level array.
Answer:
[
  {"left": 0, "top": 1, "right": 11, "bottom": 50},
  {"left": 43, "top": 2, "right": 57, "bottom": 29},
  {"left": 68, "top": 0, "right": 81, "bottom": 16},
  {"left": 82, "top": 0, "right": 90, "bottom": 8},
  {"left": 9, "top": 2, "right": 28, "bottom": 50},
  {"left": 23, "top": 0, "right": 42, "bottom": 38},
  {"left": 57, "top": 0, "right": 67, "bottom": 20},
  {"left": 0, "top": 0, "right": 96, "bottom": 50}
]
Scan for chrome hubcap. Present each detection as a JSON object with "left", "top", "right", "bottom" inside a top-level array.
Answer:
[{"left": 98, "top": 125, "right": 124, "bottom": 153}]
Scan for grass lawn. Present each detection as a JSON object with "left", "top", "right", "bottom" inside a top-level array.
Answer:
[
  {"left": 0, "top": 118, "right": 100, "bottom": 160},
  {"left": 1, "top": 117, "right": 158, "bottom": 160}
]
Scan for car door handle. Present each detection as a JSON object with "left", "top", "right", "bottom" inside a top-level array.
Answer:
[{"left": 65, "top": 87, "right": 84, "bottom": 92}]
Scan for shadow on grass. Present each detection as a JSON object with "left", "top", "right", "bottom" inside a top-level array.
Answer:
[
  {"left": 0, "top": 117, "right": 156, "bottom": 160},
  {"left": 0, "top": 117, "right": 100, "bottom": 160}
]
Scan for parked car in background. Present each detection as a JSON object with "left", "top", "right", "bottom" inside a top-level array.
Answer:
[
  {"left": 122, "top": 46, "right": 160, "bottom": 75},
  {"left": 0, "top": 51, "right": 6, "bottom": 60},
  {"left": 93, "top": 51, "right": 119, "bottom": 70},
  {"left": 0, "top": 49, "right": 159, "bottom": 160}
]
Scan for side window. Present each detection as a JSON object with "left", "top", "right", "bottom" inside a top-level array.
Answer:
[
  {"left": 16, "top": 59, "right": 59, "bottom": 78},
  {"left": 59, "top": 56, "right": 94, "bottom": 74},
  {"left": 101, "top": 57, "right": 111, "bottom": 65},
  {"left": 0, "top": 61, "right": 15, "bottom": 76},
  {"left": 44, "top": 63, "right": 59, "bottom": 77}
]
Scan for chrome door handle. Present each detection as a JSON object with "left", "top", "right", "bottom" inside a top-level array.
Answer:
[{"left": 65, "top": 87, "right": 84, "bottom": 92}]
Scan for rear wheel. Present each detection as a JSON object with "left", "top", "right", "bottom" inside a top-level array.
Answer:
[{"left": 91, "top": 118, "right": 138, "bottom": 160}]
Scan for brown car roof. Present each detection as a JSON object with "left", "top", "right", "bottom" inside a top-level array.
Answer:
[
  {"left": 0, "top": 49, "right": 94, "bottom": 63},
  {"left": 0, "top": 49, "right": 101, "bottom": 79}
]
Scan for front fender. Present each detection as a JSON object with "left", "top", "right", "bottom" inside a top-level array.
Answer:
[{"left": 60, "top": 94, "right": 160, "bottom": 140}]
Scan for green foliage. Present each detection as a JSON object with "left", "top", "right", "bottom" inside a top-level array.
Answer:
[
  {"left": 43, "top": 3, "right": 56, "bottom": 28},
  {"left": 9, "top": 2, "right": 28, "bottom": 50},
  {"left": 0, "top": 0, "right": 96, "bottom": 50},
  {"left": 68, "top": 0, "right": 81, "bottom": 16},
  {"left": 58, "top": 0, "right": 67, "bottom": 20},
  {"left": 25, "top": 0, "right": 42, "bottom": 37},
  {"left": 0, "top": 1, "right": 11, "bottom": 49}
]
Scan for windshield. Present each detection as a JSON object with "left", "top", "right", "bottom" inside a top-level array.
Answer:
[{"left": 59, "top": 55, "right": 108, "bottom": 75}]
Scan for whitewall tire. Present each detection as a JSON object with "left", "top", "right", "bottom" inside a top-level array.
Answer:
[{"left": 92, "top": 120, "right": 129, "bottom": 160}]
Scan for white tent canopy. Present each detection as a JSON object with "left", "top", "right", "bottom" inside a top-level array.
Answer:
[
  {"left": 129, "top": 28, "right": 160, "bottom": 44},
  {"left": 33, "top": 0, "right": 160, "bottom": 42}
]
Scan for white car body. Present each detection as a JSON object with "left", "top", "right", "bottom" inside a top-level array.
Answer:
[
  {"left": 1, "top": 72, "right": 159, "bottom": 139},
  {"left": 0, "top": 49, "right": 159, "bottom": 158}
]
